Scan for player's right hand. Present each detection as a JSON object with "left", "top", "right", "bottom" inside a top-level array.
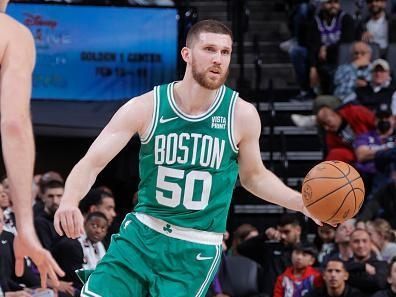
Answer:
[
  {"left": 14, "top": 231, "right": 65, "bottom": 288},
  {"left": 54, "top": 204, "right": 84, "bottom": 239}
]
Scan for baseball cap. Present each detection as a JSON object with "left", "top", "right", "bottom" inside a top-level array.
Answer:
[
  {"left": 375, "top": 103, "right": 392, "bottom": 118},
  {"left": 371, "top": 59, "right": 390, "bottom": 72}
]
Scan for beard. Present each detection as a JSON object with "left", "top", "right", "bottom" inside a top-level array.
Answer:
[{"left": 191, "top": 57, "right": 229, "bottom": 90}]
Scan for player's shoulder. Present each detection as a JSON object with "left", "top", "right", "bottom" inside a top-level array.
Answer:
[
  {"left": 234, "top": 97, "right": 260, "bottom": 122},
  {"left": 0, "top": 13, "right": 33, "bottom": 38},
  {"left": 118, "top": 90, "right": 155, "bottom": 118}
]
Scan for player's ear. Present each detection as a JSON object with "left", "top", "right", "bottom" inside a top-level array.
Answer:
[{"left": 181, "top": 47, "right": 190, "bottom": 63}]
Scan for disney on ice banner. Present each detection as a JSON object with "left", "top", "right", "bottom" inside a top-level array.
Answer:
[{"left": 7, "top": 3, "right": 178, "bottom": 101}]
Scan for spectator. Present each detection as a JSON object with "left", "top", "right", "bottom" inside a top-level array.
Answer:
[
  {"left": 52, "top": 212, "right": 108, "bottom": 294},
  {"left": 228, "top": 223, "right": 258, "bottom": 256},
  {"left": 315, "top": 225, "right": 336, "bottom": 265},
  {"left": 316, "top": 103, "right": 375, "bottom": 163},
  {"left": 306, "top": 259, "right": 362, "bottom": 297},
  {"left": 358, "top": 170, "right": 396, "bottom": 227},
  {"left": 334, "top": 41, "right": 372, "bottom": 103},
  {"left": 322, "top": 220, "right": 355, "bottom": 265},
  {"left": 34, "top": 180, "right": 64, "bottom": 250},
  {"left": 359, "top": 0, "right": 391, "bottom": 56},
  {"left": 308, "top": 0, "right": 355, "bottom": 94},
  {"left": 371, "top": 256, "right": 396, "bottom": 297},
  {"left": 33, "top": 171, "right": 64, "bottom": 217},
  {"left": 356, "top": 59, "right": 396, "bottom": 113},
  {"left": 238, "top": 213, "right": 304, "bottom": 295},
  {"left": 0, "top": 181, "right": 15, "bottom": 234},
  {"left": 353, "top": 103, "right": 395, "bottom": 196},
  {"left": 366, "top": 219, "right": 396, "bottom": 262},
  {"left": 344, "top": 229, "right": 388, "bottom": 297},
  {"left": 78, "top": 188, "right": 116, "bottom": 248},
  {"left": 281, "top": 0, "right": 316, "bottom": 100},
  {"left": 274, "top": 243, "right": 322, "bottom": 297}
]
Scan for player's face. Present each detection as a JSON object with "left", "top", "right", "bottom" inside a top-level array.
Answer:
[
  {"left": 350, "top": 230, "right": 371, "bottom": 260},
  {"left": 0, "top": 184, "right": 10, "bottom": 209},
  {"left": 291, "top": 250, "right": 314, "bottom": 270},
  {"left": 93, "top": 197, "right": 116, "bottom": 225},
  {"left": 85, "top": 216, "right": 108, "bottom": 243},
  {"left": 324, "top": 261, "right": 348, "bottom": 289},
  {"left": 42, "top": 187, "right": 63, "bottom": 216},
  {"left": 190, "top": 32, "right": 232, "bottom": 90}
]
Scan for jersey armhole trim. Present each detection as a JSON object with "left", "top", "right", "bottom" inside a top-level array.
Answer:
[
  {"left": 228, "top": 91, "right": 239, "bottom": 154},
  {"left": 140, "top": 86, "right": 159, "bottom": 144}
]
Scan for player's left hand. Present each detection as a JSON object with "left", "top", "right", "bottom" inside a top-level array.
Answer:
[
  {"left": 301, "top": 206, "right": 322, "bottom": 226},
  {"left": 14, "top": 229, "right": 65, "bottom": 288}
]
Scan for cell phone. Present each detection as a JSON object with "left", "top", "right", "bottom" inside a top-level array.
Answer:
[{"left": 32, "top": 289, "right": 54, "bottom": 297}]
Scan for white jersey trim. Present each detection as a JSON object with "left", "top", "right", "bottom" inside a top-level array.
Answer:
[
  {"left": 227, "top": 91, "right": 239, "bottom": 153},
  {"left": 134, "top": 212, "right": 223, "bottom": 245},
  {"left": 140, "top": 86, "right": 160, "bottom": 144},
  {"left": 168, "top": 82, "right": 225, "bottom": 122}
]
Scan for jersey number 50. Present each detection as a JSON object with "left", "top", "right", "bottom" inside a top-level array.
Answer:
[{"left": 156, "top": 165, "right": 212, "bottom": 210}]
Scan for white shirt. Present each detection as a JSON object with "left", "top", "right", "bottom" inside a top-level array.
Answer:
[
  {"left": 78, "top": 234, "right": 106, "bottom": 270},
  {"left": 366, "top": 14, "right": 388, "bottom": 49}
]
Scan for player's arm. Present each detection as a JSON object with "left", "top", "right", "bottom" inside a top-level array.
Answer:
[
  {"left": 0, "top": 15, "right": 36, "bottom": 232},
  {"left": 54, "top": 92, "right": 153, "bottom": 238},
  {"left": 235, "top": 99, "right": 319, "bottom": 223}
]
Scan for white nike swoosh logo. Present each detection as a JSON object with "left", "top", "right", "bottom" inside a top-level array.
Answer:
[
  {"left": 159, "top": 116, "right": 178, "bottom": 124},
  {"left": 1, "top": 240, "right": 7, "bottom": 244},
  {"left": 196, "top": 253, "right": 213, "bottom": 261}
]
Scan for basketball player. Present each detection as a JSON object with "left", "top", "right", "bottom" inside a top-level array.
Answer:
[
  {"left": 54, "top": 20, "right": 320, "bottom": 296},
  {"left": 0, "top": 0, "right": 63, "bottom": 287}
]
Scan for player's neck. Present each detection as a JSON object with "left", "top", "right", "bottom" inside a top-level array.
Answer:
[{"left": 174, "top": 80, "right": 219, "bottom": 115}]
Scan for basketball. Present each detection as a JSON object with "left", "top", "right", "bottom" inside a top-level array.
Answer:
[{"left": 302, "top": 160, "right": 365, "bottom": 225}]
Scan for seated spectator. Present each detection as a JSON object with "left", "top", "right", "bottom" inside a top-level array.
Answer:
[
  {"left": 34, "top": 179, "right": 64, "bottom": 250},
  {"left": 359, "top": 0, "right": 391, "bottom": 57},
  {"left": 0, "top": 180, "right": 15, "bottom": 234},
  {"left": 238, "top": 213, "right": 304, "bottom": 296},
  {"left": 356, "top": 59, "right": 396, "bottom": 113},
  {"left": 315, "top": 225, "right": 336, "bottom": 266},
  {"left": 316, "top": 103, "right": 375, "bottom": 163},
  {"left": 308, "top": 0, "right": 355, "bottom": 94},
  {"left": 34, "top": 171, "right": 64, "bottom": 217},
  {"left": 366, "top": 219, "right": 396, "bottom": 262},
  {"left": 306, "top": 259, "right": 362, "bottom": 297},
  {"left": 228, "top": 223, "right": 258, "bottom": 256},
  {"left": 358, "top": 170, "right": 396, "bottom": 227},
  {"left": 79, "top": 188, "right": 117, "bottom": 248},
  {"left": 353, "top": 103, "right": 395, "bottom": 195},
  {"left": 52, "top": 212, "right": 108, "bottom": 293},
  {"left": 371, "top": 256, "right": 396, "bottom": 297},
  {"left": 344, "top": 229, "right": 388, "bottom": 297},
  {"left": 274, "top": 243, "right": 322, "bottom": 297},
  {"left": 334, "top": 41, "right": 372, "bottom": 103},
  {"left": 322, "top": 220, "right": 355, "bottom": 266}
]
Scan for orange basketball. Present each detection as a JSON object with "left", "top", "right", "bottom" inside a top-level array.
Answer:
[{"left": 302, "top": 160, "right": 365, "bottom": 225}]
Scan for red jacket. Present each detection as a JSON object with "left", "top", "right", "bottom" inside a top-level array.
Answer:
[
  {"left": 325, "top": 104, "right": 375, "bottom": 163},
  {"left": 273, "top": 266, "right": 323, "bottom": 297}
]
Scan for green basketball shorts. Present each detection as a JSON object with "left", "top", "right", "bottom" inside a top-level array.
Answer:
[{"left": 81, "top": 212, "right": 223, "bottom": 297}]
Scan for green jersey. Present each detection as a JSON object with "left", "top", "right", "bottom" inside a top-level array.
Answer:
[{"left": 134, "top": 82, "right": 239, "bottom": 233}]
